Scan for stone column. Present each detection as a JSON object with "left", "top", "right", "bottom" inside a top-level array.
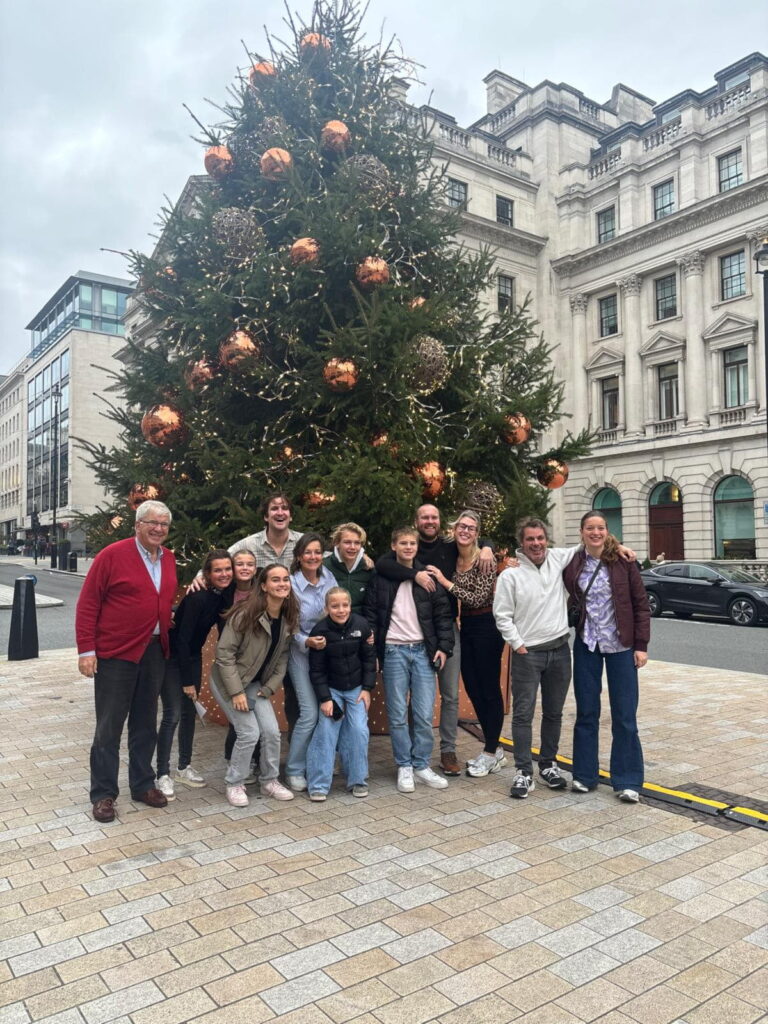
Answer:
[
  {"left": 677, "top": 250, "right": 708, "bottom": 428},
  {"left": 619, "top": 274, "right": 643, "bottom": 436},
  {"left": 569, "top": 293, "right": 589, "bottom": 430}
]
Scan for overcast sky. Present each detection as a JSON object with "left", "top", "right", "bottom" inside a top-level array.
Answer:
[{"left": 1, "top": 1, "right": 765, "bottom": 375}]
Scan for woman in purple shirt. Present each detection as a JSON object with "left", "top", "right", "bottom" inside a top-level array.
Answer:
[{"left": 562, "top": 511, "right": 650, "bottom": 803}]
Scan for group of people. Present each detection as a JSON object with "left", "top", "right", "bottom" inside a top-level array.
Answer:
[{"left": 76, "top": 492, "right": 650, "bottom": 823}]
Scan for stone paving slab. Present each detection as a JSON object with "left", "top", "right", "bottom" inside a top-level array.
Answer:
[
  {"left": 0, "top": 648, "right": 766, "bottom": 1024},
  {"left": 0, "top": 584, "right": 64, "bottom": 609}
]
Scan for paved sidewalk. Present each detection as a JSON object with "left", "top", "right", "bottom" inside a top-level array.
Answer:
[{"left": 0, "top": 649, "right": 766, "bottom": 1024}]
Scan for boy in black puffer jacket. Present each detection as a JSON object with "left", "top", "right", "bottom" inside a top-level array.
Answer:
[{"left": 306, "top": 588, "right": 376, "bottom": 801}]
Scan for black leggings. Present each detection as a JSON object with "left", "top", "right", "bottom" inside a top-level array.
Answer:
[{"left": 460, "top": 612, "right": 506, "bottom": 753}]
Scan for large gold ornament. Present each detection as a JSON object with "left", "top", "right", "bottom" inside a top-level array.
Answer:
[
  {"left": 355, "top": 256, "right": 389, "bottom": 289},
  {"left": 412, "top": 335, "right": 450, "bottom": 395},
  {"left": 501, "top": 413, "right": 532, "bottom": 445},
  {"left": 219, "top": 329, "right": 261, "bottom": 370},
  {"left": 140, "top": 405, "right": 188, "bottom": 449},
  {"left": 260, "top": 147, "right": 293, "bottom": 180},
  {"left": 537, "top": 460, "right": 569, "bottom": 489},
  {"left": 463, "top": 480, "right": 504, "bottom": 529},
  {"left": 320, "top": 120, "right": 351, "bottom": 153},
  {"left": 204, "top": 145, "right": 234, "bottom": 179},
  {"left": 414, "top": 461, "right": 446, "bottom": 499},
  {"left": 306, "top": 489, "right": 336, "bottom": 508},
  {"left": 290, "top": 237, "right": 320, "bottom": 265},
  {"left": 248, "top": 61, "right": 276, "bottom": 86},
  {"left": 211, "top": 207, "right": 263, "bottom": 261},
  {"left": 323, "top": 357, "right": 359, "bottom": 392}
]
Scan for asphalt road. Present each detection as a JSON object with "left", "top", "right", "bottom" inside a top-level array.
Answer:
[{"left": 2, "top": 557, "right": 766, "bottom": 674}]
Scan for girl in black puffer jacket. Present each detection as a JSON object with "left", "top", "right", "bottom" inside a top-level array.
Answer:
[{"left": 305, "top": 588, "right": 377, "bottom": 801}]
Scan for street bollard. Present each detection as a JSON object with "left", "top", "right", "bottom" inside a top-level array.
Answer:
[{"left": 8, "top": 575, "right": 39, "bottom": 660}]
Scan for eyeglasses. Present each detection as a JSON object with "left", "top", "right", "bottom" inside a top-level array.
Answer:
[
  {"left": 455, "top": 523, "right": 478, "bottom": 533},
  {"left": 140, "top": 520, "right": 170, "bottom": 530}
]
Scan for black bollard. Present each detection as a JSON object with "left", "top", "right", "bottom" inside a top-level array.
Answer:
[{"left": 8, "top": 575, "right": 39, "bottom": 660}]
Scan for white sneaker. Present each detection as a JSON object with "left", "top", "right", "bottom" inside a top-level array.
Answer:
[
  {"left": 286, "top": 775, "right": 308, "bottom": 792},
  {"left": 466, "top": 751, "right": 502, "bottom": 778},
  {"left": 494, "top": 746, "right": 508, "bottom": 768},
  {"left": 174, "top": 765, "right": 206, "bottom": 788},
  {"left": 261, "top": 779, "right": 294, "bottom": 801},
  {"left": 156, "top": 774, "right": 176, "bottom": 801},
  {"left": 414, "top": 766, "right": 449, "bottom": 789},
  {"left": 617, "top": 789, "right": 640, "bottom": 803},
  {"left": 397, "top": 766, "right": 415, "bottom": 793},
  {"left": 226, "top": 785, "right": 248, "bottom": 807}
]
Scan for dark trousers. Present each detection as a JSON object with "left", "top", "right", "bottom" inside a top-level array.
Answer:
[
  {"left": 572, "top": 636, "right": 644, "bottom": 791},
  {"left": 156, "top": 655, "right": 200, "bottom": 776},
  {"left": 511, "top": 642, "right": 571, "bottom": 775},
  {"left": 460, "top": 613, "right": 505, "bottom": 753},
  {"left": 89, "top": 639, "right": 166, "bottom": 803}
]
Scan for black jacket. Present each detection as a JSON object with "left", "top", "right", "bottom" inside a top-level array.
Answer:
[
  {"left": 374, "top": 536, "right": 493, "bottom": 617},
  {"left": 170, "top": 586, "right": 231, "bottom": 680},
  {"left": 364, "top": 564, "right": 455, "bottom": 663},
  {"left": 308, "top": 613, "right": 377, "bottom": 700}
]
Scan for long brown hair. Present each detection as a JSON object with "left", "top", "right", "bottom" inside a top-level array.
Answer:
[
  {"left": 580, "top": 511, "right": 620, "bottom": 563},
  {"left": 227, "top": 563, "right": 299, "bottom": 633}
]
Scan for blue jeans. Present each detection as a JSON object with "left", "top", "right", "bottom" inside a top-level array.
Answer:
[
  {"left": 285, "top": 647, "right": 318, "bottom": 779},
  {"left": 306, "top": 686, "right": 369, "bottom": 793},
  {"left": 209, "top": 673, "right": 281, "bottom": 785},
  {"left": 382, "top": 643, "right": 436, "bottom": 770},
  {"left": 572, "top": 636, "right": 644, "bottom": 791}
]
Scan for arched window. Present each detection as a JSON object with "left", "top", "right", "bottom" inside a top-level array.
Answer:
[
  {"left": 649, "top": 481, "right": 684, "bottom": 560},
  {"left": 593, "top": 487, "right": 622, "bottom": 541},
  {"left": 649, "top": 482, "right": 682, "bottom": 506},
  {"left": 714, "top": 476, "right": 755, "bottom": 558}
]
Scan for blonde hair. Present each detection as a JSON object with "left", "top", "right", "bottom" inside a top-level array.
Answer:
[
  {"left": 325, "top": 586, "right": 352, "bottom": 608},
  {"left": 451, "top": 509, "right": 481, "bottom": 561},
  {"left": 331, "top": 522, "right": 367, "bottom": 547}
]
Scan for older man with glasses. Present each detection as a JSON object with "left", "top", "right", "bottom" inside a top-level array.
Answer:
[{"left": 76, "top": 500, "right": 177, "bottom": 823}]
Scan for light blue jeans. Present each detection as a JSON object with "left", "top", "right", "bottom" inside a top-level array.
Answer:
[
  {"left": 285, "top": 647, "right": 318, "bottom": 779},
  {"left": 306, "top": 686, "right": 369, "bottom": 794},
  {"left": 209, "top": 673, "right": 280, "bottom": 786},
  {"left": 382, "top": 642, "right": 436, "bottom": 770}
]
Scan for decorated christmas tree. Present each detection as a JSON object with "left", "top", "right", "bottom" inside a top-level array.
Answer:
[{"left": 82, "top": 0, "right": 593, "bottom": 562}]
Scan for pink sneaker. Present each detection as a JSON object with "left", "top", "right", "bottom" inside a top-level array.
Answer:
[
  {"left": 226, "top": 785, "right": 249, "bottom": 807},
  {"left": 261, "top": 779, "right": 294, "bottom": 801}
]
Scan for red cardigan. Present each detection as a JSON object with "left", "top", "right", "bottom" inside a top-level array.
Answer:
[{"left": 76, "top": 538, "right": 178, "bottom": 662}]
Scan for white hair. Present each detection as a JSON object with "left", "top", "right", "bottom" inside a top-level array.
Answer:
[{"left": 135, "top": 500, "right": 172, "bottom": 524}]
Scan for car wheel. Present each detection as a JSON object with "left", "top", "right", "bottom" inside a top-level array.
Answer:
[
  {"left": 673, "top": 611, "right": 692, "bottom": 619},
  {"left": 728, "top": 597, "right": 757, "bottom": 626},
  {"left": 646, "top": 591, "right": 662, "bottom": 617}
]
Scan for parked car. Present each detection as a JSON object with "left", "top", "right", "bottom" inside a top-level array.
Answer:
[{"left": 640, "top": 562, "right": 768, "bottom": 626}]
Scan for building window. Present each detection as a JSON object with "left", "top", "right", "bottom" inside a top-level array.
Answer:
[
  {"left": 496, "top": 196, "right": 513, "bottom": 226},
  {"left": 597, "top": 206, "right": 615, "bottom": 243},
  {"left": 723, "top": 70, "right": 749, "bottom": 91},
  {"left": 720, "top": 250, "right": 746, "bottom": 300},
  {"left": 654, "top": 274, "right": 677, "bottom": 320},
  {"left": 593, "top": 486, "right": 622, "bottom": 541},
  {"left": 598, "top": 294, "right": 618, "bottom": 337},
  {"left": 653, "top": 179, "right": 675, "bottom": 220},
  {"left": 718, "top": 149, "right": 743, "bottom": 192},
  {"left": 497, "top": 274, "right": 514, "bottom": 313},
  {"left": 713, "top": 475, "right": 755, "bottom": 558},
  {"left": 601, "top": 376, "right": 619, "bottom": 429},
  {"left": 446, "top": 178, "right": 468, "bottom": 210},
  {"left": 658, "top": 363, "right": 679, "bottom": 420},
  {"left": 723, "top": 346, "right": 748, "bottom": 408}
]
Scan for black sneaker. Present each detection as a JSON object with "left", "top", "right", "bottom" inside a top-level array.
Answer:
[
  {"left": 510, "top": 771, "right": 535, "bottom": 799},
  {"left": 539, "top": 765, "right": 567, "bottom": 790}
]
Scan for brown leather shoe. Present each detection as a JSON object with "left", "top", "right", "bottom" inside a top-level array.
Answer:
[
  {"left": 133, "top": 788, "right": 168, "bottom": 808},
  {"left": 440, "top": 752, "right": 461, "bottom": 776},
  {"left": 92, "top": 798, "right": 116, "bottom": 823}
]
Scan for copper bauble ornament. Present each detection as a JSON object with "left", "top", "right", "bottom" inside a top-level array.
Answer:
[
  {"left": 306, "top": 489, "right": 336, "bottom": 508},
  {"left": 300, "top": 32, "right": 331, "bottom": 57},
  {"left": 355, "top": 256, "right": 389, "bottom": 289},
  {"left": 321, "top": 120, "right": 351, "bottom": 153},
  {"left": 290, "top": 237, "right": 320, "bottom": 265},
  {"left": 219, "top": 329, "right": 260, "bottom": 370},
  {"left": 323, "top": 357, "right": 359, "bottom": 392},
  {"left": 185, "top": 358, "right": 215, "bottom": 390},
  {"left": 502, "top": 413, "right": 532, "bottom": 445},
  {"left": 371, "top": 431, "right": 399, "bottom": 456},
  {"left": 204, "top": 145, "right": 234, "bottom": 179},
  {"left": 537, "top": 459, "right": 569, "bottom": 489},
  {"left": 140, "top": 404, "right": 188, "bottom": 449},
  {"left": 338, "top": 155, "right": 391, "bottom": 201},
  {"left": 260, "top": 147, "right": 292, "bottom": 180},
  {"left": 414, "top": 461, "right": 446, "bottom": 499},
  {"left": 412, "top": 335, "right": 450, "bottom": 395},
  {"left": 211, "top": 207, "right": 263, "bottom": 262},
  {"left": 127, "top": 484, "right": 161, "bottom": 512},
  {"left": 248, "top": 61, "right": 276, "bottom": 86}
]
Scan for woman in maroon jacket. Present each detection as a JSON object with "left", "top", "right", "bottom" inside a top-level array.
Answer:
[{"left": 562, "top": 511, "right": 650, "bottom": 803}]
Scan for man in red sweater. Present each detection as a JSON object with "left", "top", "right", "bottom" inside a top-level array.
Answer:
[{"left": 76, "top": 501, "right": 178, "bottom": 822}]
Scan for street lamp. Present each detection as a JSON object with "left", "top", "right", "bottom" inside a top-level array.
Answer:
[
  {"left": 50, "top": 382, "right": 61, "bottom": 569},
  {"left": 753, "top": 236, "right": 768, "bottom": 457}
]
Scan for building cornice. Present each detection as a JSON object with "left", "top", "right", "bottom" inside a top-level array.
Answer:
[
  {"left": 551, "top": 177, "right": 768, "bottom": 277},
  {"left": 458, "top": 212, "right": 547, "bottom": 254}
]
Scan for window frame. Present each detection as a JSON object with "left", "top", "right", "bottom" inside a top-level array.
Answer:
[
  {"left": 717, "top": 148, "right": 743, "bottom": 193},
  {"left": 598, "top": 294, "right": 618, "bottom": 337},
  {"left": 653, "top": 179, "right": 675, "bottom": 220},
  {"left": 654, "top": 274, "right": 677, "bottom": 321},
  {"left": 719, "top": 250, "right": 746, "bottom": 301},
  {"left": 495, "top": 195, "right": 513, "bottom": 226},
  {"left": 596, "top": 205, "right": 616, "bottom": 244},
  {"left": 497, "top": 274, "right": 515, "bottom": 313},
  {"left": 723, "top": 345, "right": 748, "bottom": 408},
  {"left": 446, "top": 178, "right": 468, "bottom": 210},
  {"left": 600, "top": 376, "right": 619, "bottom": 430},
  {"left": 657, "top": 362, "right": 679, "bottom": 421}
]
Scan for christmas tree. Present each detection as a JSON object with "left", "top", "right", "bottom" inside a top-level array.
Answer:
[{"left": 82, "top": 0, "right": 593, "bottom": 563}]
